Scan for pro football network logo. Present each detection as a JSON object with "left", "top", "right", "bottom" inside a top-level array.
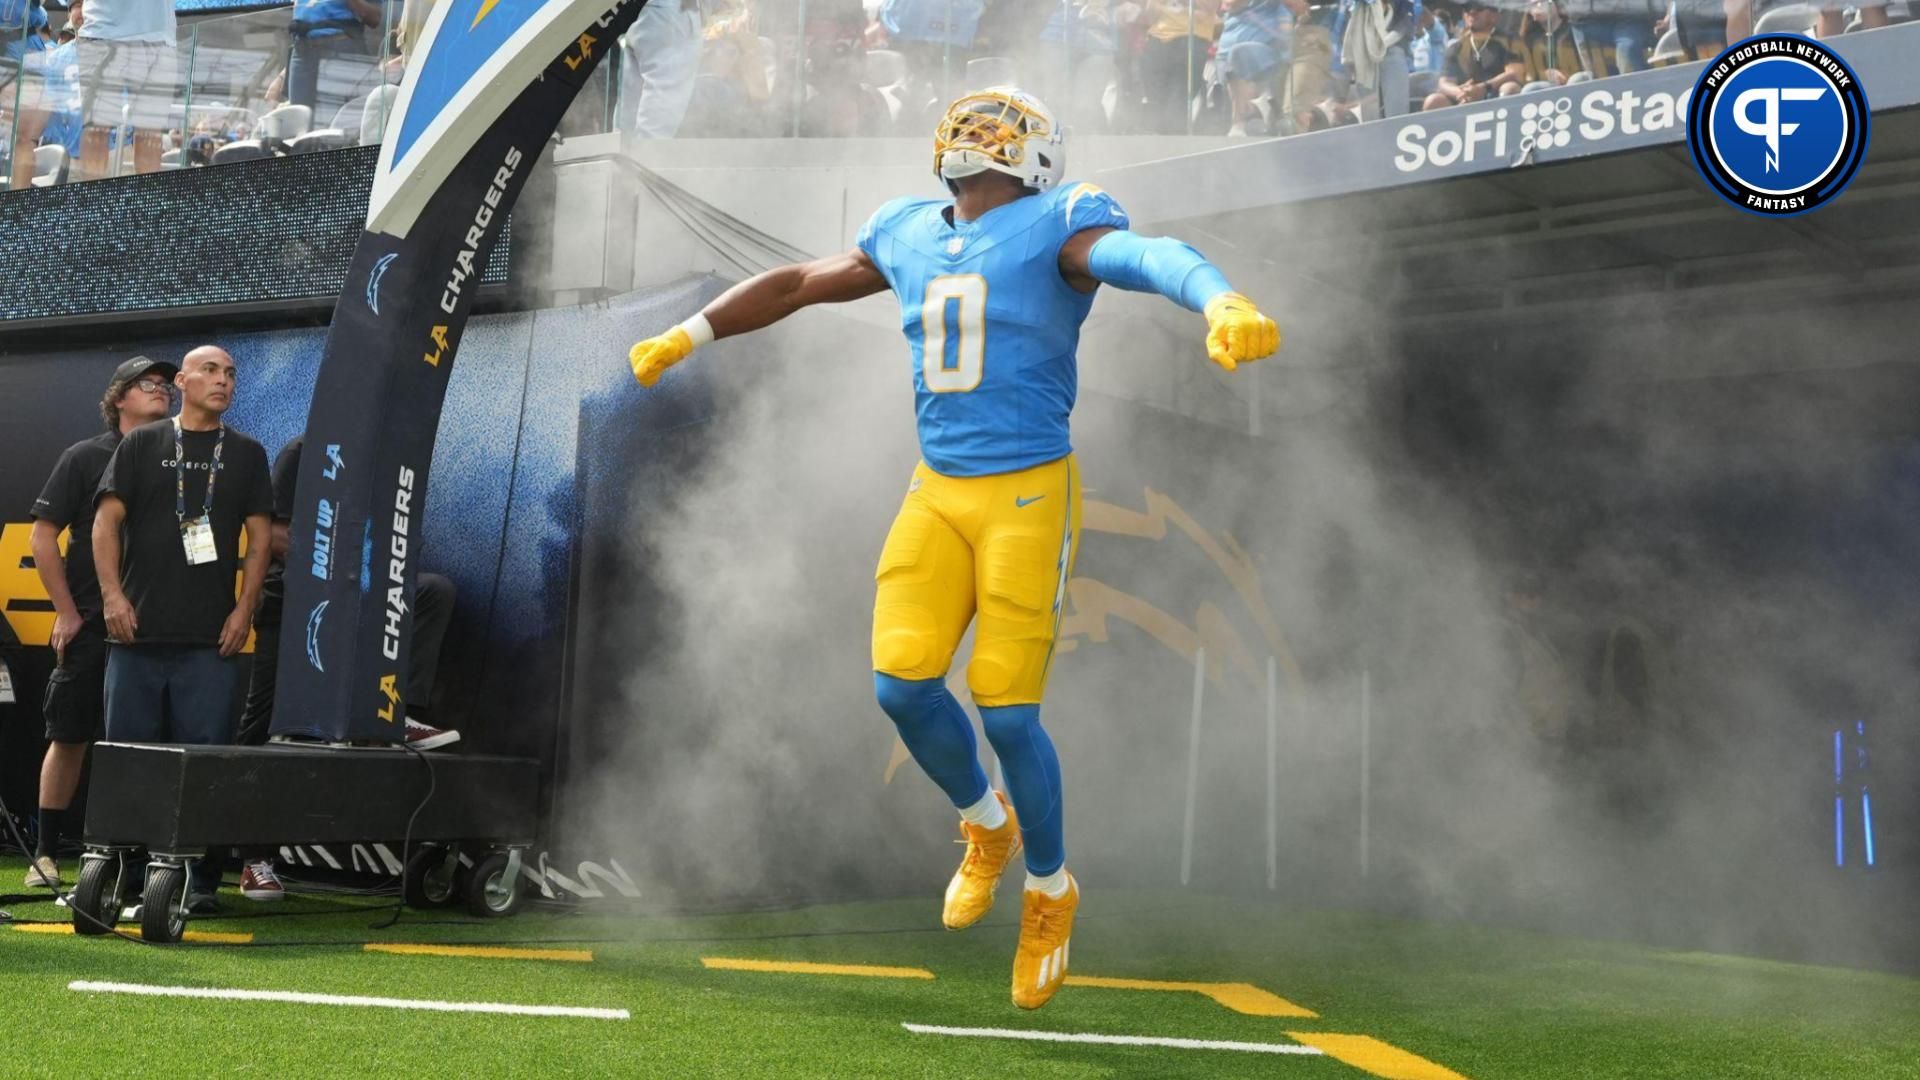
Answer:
[{"left": 1687, "top": 35, "right": 1868, "bottom": 217}]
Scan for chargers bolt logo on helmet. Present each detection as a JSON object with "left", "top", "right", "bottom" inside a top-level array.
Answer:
[{"left": 934, "top": 87, "right": 1066, "bottom": 193}]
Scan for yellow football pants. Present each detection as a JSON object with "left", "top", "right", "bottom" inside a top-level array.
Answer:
[{"left": 871, "top": 454, "right": 1082, "bottom": 707}]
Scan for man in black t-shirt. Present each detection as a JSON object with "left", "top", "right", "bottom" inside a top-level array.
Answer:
[
  {"left": 1421, "top": 0, "right": 1527, "bottom": 111},
  {"left": 93, "top": 345, "right": 272, "bottom": 909},
  {"left": 22, "top": 356, "right": 177, "bottom": 890}
]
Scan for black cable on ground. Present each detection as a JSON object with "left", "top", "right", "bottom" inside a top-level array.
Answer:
[{"left": 368, "top": 738, "right": 436, "bottom": 931}]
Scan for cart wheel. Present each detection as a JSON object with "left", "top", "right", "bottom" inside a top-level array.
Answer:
[
  {"left": 71, "top": 855, "right": 125, "bottom": 936},
  {"left": 403, "top": 844, "right": 460, "bottom": 909},
  {"left": 140, "top": 865, "right": 187, "bottom": 943},
  {"left": 462, "top": 852, "right": 524, "bottom": 918}
]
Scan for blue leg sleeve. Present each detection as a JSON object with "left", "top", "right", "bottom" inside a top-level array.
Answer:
[
  {"left": 979, "top": 705, "right": 1065, "bottom": 875},
  {"left": 1086, "top": 230, "right": 1235, "bottom": 313},
  {"left": 874, "top": 674, "right": 991, "bottom": 809}
]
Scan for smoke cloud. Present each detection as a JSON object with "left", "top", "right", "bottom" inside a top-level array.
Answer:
[{"left": 548, "top": 182, "right": 1915, "bottom": 974}]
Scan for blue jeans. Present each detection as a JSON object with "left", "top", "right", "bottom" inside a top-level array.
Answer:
[
  {"left": 105, "top": 644, "right": 240, "bottom": 895},
  {"left": 105, "top": 645, "right": 240, "bottom": 746},
  {"left": 618, "top": 0, "right": 704, "bottom": 138},
  {"left": 1572, "top": 17, "right": 1650, "bottom": 75},
  {"left": 287, "top": 26, "right": 370, "bottom": 116}
]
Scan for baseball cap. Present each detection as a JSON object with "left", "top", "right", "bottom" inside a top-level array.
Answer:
[{"left": 109, "top": 356, "right": 178, "bottom": 392}]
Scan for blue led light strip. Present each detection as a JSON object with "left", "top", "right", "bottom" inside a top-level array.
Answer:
[{"left": 1833, "top": 728, "right": 1844, "bottom": 868}]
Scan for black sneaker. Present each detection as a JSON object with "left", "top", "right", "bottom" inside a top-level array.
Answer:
[{"left": 185, "top": 890, "right": 219, "bottom": 916}]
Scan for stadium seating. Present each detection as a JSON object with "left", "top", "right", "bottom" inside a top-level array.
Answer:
[
  {"left": 287, "top": 128, "right": 351, "bottom": 154},
  {"left": 30, "top": 144, "right": 67, "bottom": 187},
  {"left": 210, "top": 139, "right": 271, "bottom": 165},
  {"left": 258, "top": 103, "right": 314, "bottom": 142}
]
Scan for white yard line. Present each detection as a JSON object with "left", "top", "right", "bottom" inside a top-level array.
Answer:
[
  {"left": 901, "top": 1023, "right": 1325, "bottom": 1056},
  {"left": 69, "top": 981, "right": 628, "bottom": 1021}
]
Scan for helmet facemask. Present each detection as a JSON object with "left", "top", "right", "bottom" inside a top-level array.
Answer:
[{"left": 933, "top": 88, "right": 1064, "bottom": 193}]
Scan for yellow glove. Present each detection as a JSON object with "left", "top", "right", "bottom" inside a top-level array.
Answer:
[
  {"left": 1203, "top": 292, "right": 1281, "bottom": 372},
  {"left": 629, "top": 327, "right": 696, "bottom": 388}
]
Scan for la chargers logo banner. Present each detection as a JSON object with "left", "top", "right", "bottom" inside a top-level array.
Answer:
[{"left": 275, "top": 0, "right": 648, "bottom": 742}]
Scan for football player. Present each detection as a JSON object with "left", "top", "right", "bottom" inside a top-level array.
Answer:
[{"left": 627, "top": 87, "right": 1280, "bottom": 1009}]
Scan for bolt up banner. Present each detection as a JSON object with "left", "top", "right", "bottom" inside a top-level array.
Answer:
[{"left": 274, "top": 0, "right": 646, "bottom": 741}]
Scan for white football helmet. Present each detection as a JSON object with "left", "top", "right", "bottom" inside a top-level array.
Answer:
[{"left": 933, "top": 86, "right": 1066, "bottom": 193}]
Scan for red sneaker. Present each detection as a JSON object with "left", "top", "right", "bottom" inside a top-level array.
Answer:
[
  {"left": 240, "top": 860, "right": 284, "bottom": 901},
  {"left": 404, "top": 717, "right": 461, "bottom": 751}
]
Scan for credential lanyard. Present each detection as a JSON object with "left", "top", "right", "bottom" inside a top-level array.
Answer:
[{"left": 173, "top": 415, "right": 224, "bottom": 523}]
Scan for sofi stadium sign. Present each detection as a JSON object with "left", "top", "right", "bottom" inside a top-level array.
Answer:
[{"left": 1393, "top": 81, "right": 1697, "bottom": 173}]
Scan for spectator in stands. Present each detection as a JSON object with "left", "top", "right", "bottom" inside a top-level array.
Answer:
[
  {"left": 37, "top": 21, "right": 82, "bottom": 157},
  {"left": 1340, "top": 0, "right": 1416, "bottom": 120},
  {"left": 1035, "top": 0, "right": 1118, "bottom": 133},
  {"left": 0, "top": 0, "right": 48, "bottom": 66},
  {"left": 1217, "top": 0, "right": 1289, "bottom": 136},
  {"left": 1511, "top": 0, "right": 1579, "bottom": 85},
  {"left": 1650, "top": 0, "right": 1724, "bottom": 66},
  {"left": 69, "top": 0, "right": 177, "bottom": 180},
  {"left": 1817, "top": 0, "right": 1886, "bottom": 38},
  {"left": 1421, "top": 0, "right": 1524, "bottom": 109},
  {"left": 1563, "top": 0, "right": 1651, "bottom": 78},
  {"left": 1284, "top": 0, "right": 1336, "bottom": 132},
  {"left": 1399, "top": 3, "right": 1445, "bottom": 112},
  {"left": 619, "top": 0, "right": 707, "bottom": 138},
  {"left": 22, "top": 357, "right": 176, "bottom": 890},
  {"left": 1136, "top": 0, "right": 1218, "bottom": 133},
  {"left": 93, "top": 346, "right": 272, "bottom": 914},
  {"left": 878, "top": 0, "right": 985, "bottom": 119},
  {"left": 5, "top": 0, "right": 61, "bottom": 184},
  {"left": 801, "top": 0, "right": 888, "bottom": 137},
  {"left": 1721, "top": 0, "right": 1749, "bottom": 42},
  {"left": 285, "top": 0, "right": 383, "bottom": 115},
  {"left": 678, "top": 3, "right": 773, "bottom": 137}
]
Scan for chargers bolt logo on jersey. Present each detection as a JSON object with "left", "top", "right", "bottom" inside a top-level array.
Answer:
[{"left": 1687, "top": 35, "right": 1868, "bottom": 217}]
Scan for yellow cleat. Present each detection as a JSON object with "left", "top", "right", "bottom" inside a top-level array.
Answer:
[
  {"left": 1010, "top": 873, "right": 1078, "bottom": 1010},
  {"left": 942, "top": 791, "right": 1020, "bottom": 931}
]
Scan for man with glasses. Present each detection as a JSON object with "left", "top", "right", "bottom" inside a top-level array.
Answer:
[
  {"left": 22, "top": 357, "right": 175, "bottom": 889},
  {"left": 93, "top": 345, "right": 272, "bottom": 913}
]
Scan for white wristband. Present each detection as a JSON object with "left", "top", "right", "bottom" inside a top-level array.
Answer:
[{"left": 677, "top": 312, "right": 715, "bottom": 349}]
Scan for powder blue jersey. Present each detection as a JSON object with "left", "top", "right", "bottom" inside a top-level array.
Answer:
[{"left": 857, "top": 182, "right": 1131, "bottom": 478}]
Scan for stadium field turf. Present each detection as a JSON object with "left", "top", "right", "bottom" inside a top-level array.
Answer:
[{"left": 2, "top": 856, "right": 1915, "bottom": 1078}]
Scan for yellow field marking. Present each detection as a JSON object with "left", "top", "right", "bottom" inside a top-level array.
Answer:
[
  {"left": 364, "top": 944, "right": 594, "bottom": 963},
  {"left": 1063, "top": 975, "right": 1317, "bottom": 1018},
  {"left": 701, "top": 957, "right": 935, "bottom": 980},
  {"left": 11, "top": 924, "right": 253, "bottom": 944},
  {"left": 1286, "top": 1033, "right": 1471, "bottom": 1080}
]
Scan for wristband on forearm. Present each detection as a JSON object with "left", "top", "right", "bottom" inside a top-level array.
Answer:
[{"left": 678, "top": 312, "right": 715, "bottom": 348}]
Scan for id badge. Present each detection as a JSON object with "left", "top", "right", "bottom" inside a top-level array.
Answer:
[
  {"left": 0, "top": 659, "right": 13, "bottom": 704},
  {"left": 181, "top": 515, "right": 218, "bottom": 565}
]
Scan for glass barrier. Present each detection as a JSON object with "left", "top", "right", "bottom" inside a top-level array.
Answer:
[
  {"left": 3, "top": 0, "right": 1906, "bottom": 188},
  {"left": 178, "top": 3, "right": 398, "bottom": 169},
  {"left": 2, "top": 1, "right": 402, "bottom": 190}
]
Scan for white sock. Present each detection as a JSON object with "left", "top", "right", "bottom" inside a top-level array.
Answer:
[
  {"left": 958, "top": 790, "right": 1007, "bottom": 830},
  {"left": 1026, "top": 867, "right": 1070, "bottom": 898}
]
